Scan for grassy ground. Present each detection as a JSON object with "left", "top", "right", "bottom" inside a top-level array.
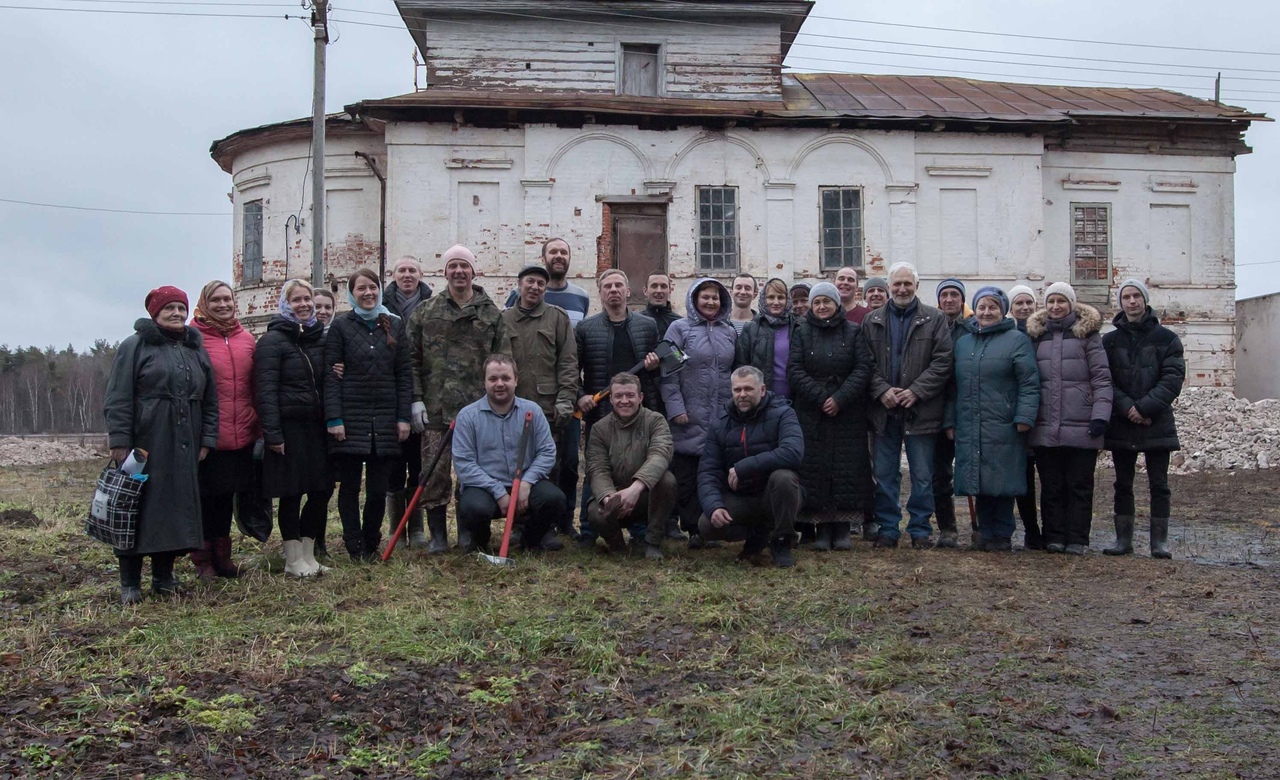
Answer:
[{"left": 1, "top": 461, "right": 1279, "bottom": 778}]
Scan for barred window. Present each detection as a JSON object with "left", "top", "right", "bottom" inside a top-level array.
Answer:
[
  {"left": 1071, "top": 203, "right": 1111, "bottom": 283},
  {"left": 697, "top": 186, "right": 738, "bottom": 272},
  {"left": 242, "top": 200, "right": 264, "bottom": 283},
  {"left": 820, "top": 187, "right": 863, "bottom": 271}
]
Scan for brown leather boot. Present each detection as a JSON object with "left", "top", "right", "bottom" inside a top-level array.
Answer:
[
  {"left": 189, "top": 541, "right": 217, "bottom": 582},
  {"left": 210, "top": 537, "right": 241, "bottom": 578}
]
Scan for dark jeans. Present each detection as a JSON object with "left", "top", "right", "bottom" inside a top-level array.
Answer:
[
  {"left": 932, "top": 432, "right": 957, "bottom": 532},
  {"left": 200, "top": 493, "right": 234, "bottom": 541},
  {"left": 873, "top": 416, "right": 937, "bottom": 540},
  {"left": 671, "top": 453, "right": 703, "bottom": 536},
  {"left": 555, "top": 418, "right": 580, "bottom": 532},
  {"left": 334, "top": 452, "right": 392, "bottom": 554},
  {"left": 1112, "top": 448, "right": 1172, "bottom": 518},
  {"left": 1015, "top": 452, "right": 1040, "bottom": 540},
  {"left": 277, "top": 491, "right": 330, "bottom": 541},
  {"left": 386, "top": 432, "right": 422, "bottom": 494},
  {"left": 458, "top": 481, "right": 566, "bottom": 551},
  {"left": 587, "top": 472, "right": 678, "bottom": 545},
  {"left": 976, "top": 495, "right": 1015, "bottom": 542},
  {"left": 1036, "top": 446, "right": 1098, "bottom": 547},
  {"left": 698, "top": 470, "right": 802, "bottom": 543}
]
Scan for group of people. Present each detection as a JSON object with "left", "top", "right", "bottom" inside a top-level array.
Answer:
[{"left": 103, "top": 238, "right": 1186, "bottom": 603}]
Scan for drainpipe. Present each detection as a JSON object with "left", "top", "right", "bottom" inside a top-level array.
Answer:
[{"left": 353, "top": 151, "right": 387, "bottom": 281}]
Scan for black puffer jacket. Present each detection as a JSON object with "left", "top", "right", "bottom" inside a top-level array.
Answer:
[
  {"left": 255, "top": 316, "right": 326, "bottom": 447},
  {"left": 323, "top": 311, "right": 413, "bottom": 457},
  {"left": 642, "top": 302, "right": 682, "bottom": 342},
  {"left": 788, "top": 307, "right": 874, "bottom": 511},
  {"left": 1102, "top": 308, "right": 1184, "bottom": 452},
  {"left": 697, "top": 393, "right": 804, "bottom": 513},
  {"left": 575, "top": 311, "right": 660, "bottom": 419}
]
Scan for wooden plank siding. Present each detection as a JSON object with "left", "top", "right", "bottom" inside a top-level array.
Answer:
[{"left": 422, "top": 19, "right": 782, "bottom": 99}]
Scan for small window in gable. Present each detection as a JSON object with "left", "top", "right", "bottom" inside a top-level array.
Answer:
[
  {"left": 620, "top": 43, "right": 661, "bottom": 97},
  {"left": 242, "top": 199, "right": 263, "bottom": 283},
  {"left": 1071, "top": 202, "right": 1111, "bottom": 283}
]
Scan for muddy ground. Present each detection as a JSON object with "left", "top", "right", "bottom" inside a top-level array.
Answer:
[{"left": 0, "top": 463, "right": 1278, "bottom": 778}]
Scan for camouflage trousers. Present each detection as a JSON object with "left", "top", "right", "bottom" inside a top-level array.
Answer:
[{"left": 418, "top": 426, "right": 457, "bottom": 511}]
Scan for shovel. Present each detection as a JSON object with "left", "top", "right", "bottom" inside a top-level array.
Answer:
[
  {"left": 572, "top": 339, "right": 689, "bottom": 419},
  {"left": 381, "top": 420, "right": 456, "bottom": 562},
  {"left": 478, "top": 410, "right": 535, "bottom": 568}
]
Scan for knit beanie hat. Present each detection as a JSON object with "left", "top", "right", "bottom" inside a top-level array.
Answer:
[
  {"left": 1117, "top": 278, "right": 1150, "bottom": 306},
  {"left": 936, "top": 277, "right": 966, "bottom": 300},
  {"left": 863, "top": 276, "right": 888, "bottom": 294},
  {"left": 1044, "top": 281, "right": 1077, "bottom": 306},
  {"left": 1008, "top": 284, "right": 1036, "bottom": 305},
  {"left": 145, "top": 286, "right": 189, "bottom": 319},
  {"left": 441, "top": 245, "right": 477, "bottom": 274},
  {"left": 972, "top": 286, "right": 1010, "bottom": 316},
  {"left": 789, "top": 282, "right": 812, "bottom": 295},
  {"left": 808, "top": 282, "right": 841, "bottom": 307}
]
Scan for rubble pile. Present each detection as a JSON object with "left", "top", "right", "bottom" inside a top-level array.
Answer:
[
  {"left": 1149, "top": 388, "right": 1280, "bottom": 473},
  {"left": 0, "top": 437, "right": 104, "bottom": 467}
]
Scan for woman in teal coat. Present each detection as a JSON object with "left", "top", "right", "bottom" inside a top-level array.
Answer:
[{"left": 945, "top": 287, "right": 1040, "bottom": 551}]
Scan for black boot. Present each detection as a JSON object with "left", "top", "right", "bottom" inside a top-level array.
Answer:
[
  {"left": 118, "top": 554, "right": 143, "bottom": 605},
  {"left": 861, "top": 520, "right": 879, "bottom": 542},
  {"left": 426, "top": 507, "right": 449, "bottom": 555},
  {"left": 405, "top": 490, "right": 428, "bottom": 548},
  {"left": 769, "top": 536, "right": 795, "bottom": 568},
  {"left": 1150, "top": 518, "right": 1172, "bottom": 559},
  {"left": 150, "top": 553, "right": 182, "bottom": 596},
  {"left": 738, "top": 533, "right": 768, "bottom": 563},
  {"left": 831, "top": 523, "right": 853, "bottom": 551},
  {"left": 812, "top": 523, "right": 833, "bottom": 552},
  {"left": 344, "top": 533, "right": 366, "bottom": 563},
  {"left": 1104, "top": 515, "right": 1135, "bottom": 556}
]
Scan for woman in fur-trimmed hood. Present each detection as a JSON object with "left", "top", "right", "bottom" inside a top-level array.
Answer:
[{"left": 1025, "top": 282, "right": 1113, "bottom": 554}]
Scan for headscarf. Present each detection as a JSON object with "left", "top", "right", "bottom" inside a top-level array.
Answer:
[
  {"left": 757, "top": 277, "right": 792, "bottom": 327},
  {"left": 192, "top": 280, "right": 241, "bottom": 336},
  {"left": 346, "top": 277, "right": 395, "bottom": 324},
  {"left": 145, "top": 286, "right": 188, "bottom": 320},
  {"left": 278, "top": 279, "right": 318, "bottom": 327}
]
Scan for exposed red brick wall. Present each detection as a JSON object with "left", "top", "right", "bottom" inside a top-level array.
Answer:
[{"left": 596, "top": 202, "right": 614, "bottom": 275}]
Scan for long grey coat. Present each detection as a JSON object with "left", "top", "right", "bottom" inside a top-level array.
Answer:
[
  {"left": 1026, "top": 303, "right": 1113, "bottom": 450},
  {"left": 104, "top": 318, "right": 218, "bottom": 554}
]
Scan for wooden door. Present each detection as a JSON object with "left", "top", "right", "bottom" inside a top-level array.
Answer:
[{"left": 612, "top": 205, "right": 667, "bottom": 304}]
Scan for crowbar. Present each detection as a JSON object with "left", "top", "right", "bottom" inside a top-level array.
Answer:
[
  {"left": 479, "top": 410, "right": 535, "bottom": 567},
  {"left": 382, "top": 420, "right": 456, "bottom": 562}
]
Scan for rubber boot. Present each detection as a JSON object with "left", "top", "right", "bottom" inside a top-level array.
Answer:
[
  {"left": 151, "top": 553, "right": 182, "bottom": 596},
  {"left": 189, "top": 541, "right": 217, "bottom": 582},
  {"left": 119, "top": 555, "right": 143, "bottom": 605},
  {"left": 456, "top": 515, "right": 473, "bottom": 552},
  {"left": 831, "top": 523, "right": 853, "bottom": 551},
  {"left": 386, "top": 492, "right": 407, "bottom": 543},
  {"left": 426, "top": 507, "right": 449, "bottom": 555},
  {"left": 812, "top": 523, "right": 833, "bottom": 552},
  {"left": 404, "top": 490, "right": 428, "bottom": 548},
  {"left": 300, "top": 537, "right": 328, "bottom": 574},
  {"left": 1150, "top": 517, "right": 1172, "bottom": 559},
  {"left": 210, "top": 537, "right": 241, "bottom": 578},
  {"left": 769, "top": 536, "right": 796, "bottom": 568},
  {"left": 1104, "top": 515, "right": 1135, "bottom": 556},
  {"left": 861, "top": 520, "right": 879, "bottom": 542},
  {"left": 283, "top": 539, "right": 313, "bottom": 578}
]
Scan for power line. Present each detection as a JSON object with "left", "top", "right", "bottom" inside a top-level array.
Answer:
[
  {"left": 0, "top": 2, "right": 293, "bottom": 17},
  {"left": 54, "top": 0, "right": 294, "bottom": 5},
  {"left": 1237, "top": 259, "right": 1280, "bottom": 268},
  {"left": 0, "top": 197, "right": 231, "bottom": 216}
]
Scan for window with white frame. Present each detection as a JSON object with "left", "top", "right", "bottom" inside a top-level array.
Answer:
[
  {"left": 242, "top": 200, "right": 264, "bottom": 283},
  {"left": 819, "top": 187, "right": 863, "bottom": 271},
  {"left": 1070, "top": 203, "right": 1111, "bottom": 283},
  {"left": 697, "top": 186, "right": 739, "bottom": 272},
  {"left": 620, "top": 43, "right": 661, "bottom": 97}
]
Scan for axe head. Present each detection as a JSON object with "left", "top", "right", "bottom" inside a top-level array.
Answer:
[{"left": 653, "top": 339, "right": 689, "bottom": 377}]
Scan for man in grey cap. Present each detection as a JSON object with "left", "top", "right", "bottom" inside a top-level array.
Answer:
[
  {"left": 499, "top": 263, "right": 578, "bottom": 551},
  {"left": 932, "top": 277, "right": 969, "bottom": 548},
  {"left": 863, "top": 277, "right": 889, "bottom": 312}
]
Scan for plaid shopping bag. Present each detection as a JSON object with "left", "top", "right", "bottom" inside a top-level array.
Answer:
[{"left": 85, "top": 461, "right": 146, "bottom": 550}]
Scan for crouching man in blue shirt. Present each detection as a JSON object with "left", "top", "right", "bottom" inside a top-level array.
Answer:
[{"left": 452, "top": 353, "right": 566, "bottom": 553}]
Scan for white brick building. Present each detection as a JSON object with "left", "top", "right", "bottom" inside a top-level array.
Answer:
[{"left": 210, "top": 0, "right": 1263, "bottom": 387}]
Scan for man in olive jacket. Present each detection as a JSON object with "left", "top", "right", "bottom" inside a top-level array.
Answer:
[
  {"left": 407, "top": 245, "right": 506, "bottom": 552},
  {"left": 584, "top": 372, "right": 677, "bottom": 559},
  {"left": 861, "top": 262, "right": 954, "bottom": 548},
  {"left": 500, "top": 264, "right": 578, "bottom": 547}
]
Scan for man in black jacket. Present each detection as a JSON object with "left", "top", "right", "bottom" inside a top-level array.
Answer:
[
  {"left": 1102, "top": 279, "right": 1184, "bottom": 559},
  {"left": 642, "top": 271, "right": 681, "bottom": 341},
  {"left": 697, "top": 366, "right": 804, "bottom": 567}
]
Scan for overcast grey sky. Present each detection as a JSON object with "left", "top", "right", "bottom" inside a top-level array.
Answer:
[{"left": 1, "top": 0, "right": 1276, "bottom": 350}]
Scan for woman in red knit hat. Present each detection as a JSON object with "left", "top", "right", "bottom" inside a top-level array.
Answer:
[{"left": 103, "top": 286, "right": 218, "bottom": 604}]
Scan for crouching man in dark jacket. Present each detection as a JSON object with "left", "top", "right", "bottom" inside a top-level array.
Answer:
[{"left": 696, "top": 366, "right": 805, "bottom": 567}]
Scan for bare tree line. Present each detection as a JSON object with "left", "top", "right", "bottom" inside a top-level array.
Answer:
[{"left": 0, "top": 341, "right": 118, "bottom": 434}]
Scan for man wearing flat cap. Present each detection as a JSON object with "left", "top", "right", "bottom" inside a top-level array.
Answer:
[{"left": 499, "top": 263, "right": 578, "bottom": 550}]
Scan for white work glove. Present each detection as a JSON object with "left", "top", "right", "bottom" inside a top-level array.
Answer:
[{"left": 410, "top": 401, "right": 429, "bottom": 433}]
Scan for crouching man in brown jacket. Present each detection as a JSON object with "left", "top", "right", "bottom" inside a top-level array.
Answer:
[{"left": 585, "top": 372, "right": 678, "bottom": 559}]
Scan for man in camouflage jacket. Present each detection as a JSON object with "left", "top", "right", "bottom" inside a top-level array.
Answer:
[{"left": 407, "top": 245, "right": 506, "bottom": 551}]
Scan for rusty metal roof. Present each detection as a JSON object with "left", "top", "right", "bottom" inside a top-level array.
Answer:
[{"left": 351, "top": 72, "right": 1264, "bottom": 125}]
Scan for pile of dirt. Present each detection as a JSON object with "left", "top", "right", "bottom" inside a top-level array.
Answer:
[
  {"left": 0, "top": 437, "right": 103, "bottom": 467},
  {"left": 1169, "top": 387, "right": 1280, "bottom": 473},
  {"left": 0, "top": 508, "right": 40, "bottom": 528}
]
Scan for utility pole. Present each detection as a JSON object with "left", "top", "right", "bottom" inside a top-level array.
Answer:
[{"left": 309, "top": 0, "right": 329, "bottom": 290}]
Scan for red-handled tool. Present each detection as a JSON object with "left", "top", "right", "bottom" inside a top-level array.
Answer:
[
  {"left": 382, "top": 420, "right": 455, "bottom": 562},
  {"left": 479, "top": 410, "right": 534, "bottom": 567}
]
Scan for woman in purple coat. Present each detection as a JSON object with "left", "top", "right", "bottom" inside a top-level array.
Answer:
[{"left": 1025, "top": 282, "right": 1113, "bottom": 555}]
